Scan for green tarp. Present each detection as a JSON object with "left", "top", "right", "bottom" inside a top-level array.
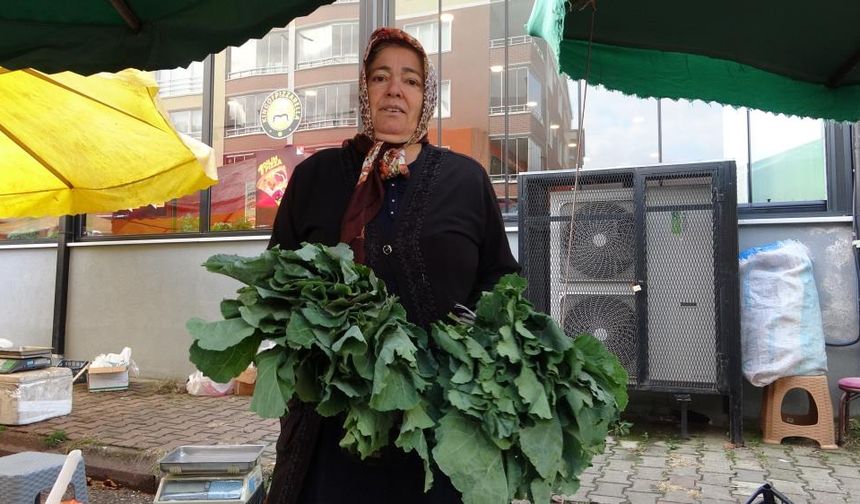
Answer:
[
  {"left": 0, "top": 0, "right": 335, "bottom": 74},
  {"left": 527, "top": 0, "right": 860, "bottom": 121}
]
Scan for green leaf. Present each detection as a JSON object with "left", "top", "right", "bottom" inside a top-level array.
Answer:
[
  {"left": 239, "top": 303, "right": 273, "bottom": 328},
  {"left": 519, "top": 417, "right": 563, "bottom": 479},
  {"left": 285, "top": 312, "right": 315, "bottom": 349},
  {"left": 203, "top": 252, "right": 276, "bottom": 286},
  {"left": 188, "top": 336, "right": 259, "bottom": 383},
  {"left": 301, "top": 304, "right": 346, "bottom": 328},
  {"left": 187, "top": 317, "right": 256, "bottom": 351},
  {"left": 370, "top": 366, "right": 419, "bottom": 412},
  {"left": 331, "top": 325, "right": 366, "bottom": 355},
  {"left": 514, "top": 365, "right": 552, "bottom": 419},
  {"left": 220, "top": 299, "right": 241, "bottom": 318},
  {"left": 529, "top": 477, "right": 551, "bottom": 504},
  {"left": 432, "top": 411, "right": 508, "bottom": 504},
  {"left": 250, "top": 350, "right": 289, "bottom": 418},
  {"left": 497, "top": 325, "right": 521, "bottom": 363}
]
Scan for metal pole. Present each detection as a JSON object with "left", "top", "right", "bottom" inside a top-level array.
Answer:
[
  {"left": 51, "top": 216, "right": 73, "bottom": 355},
  {"left": 199, "top": 53, "right": 215, "bottom": 233},
  {"left": 502, "top": 0, "right": 510, "bottom": 213}
]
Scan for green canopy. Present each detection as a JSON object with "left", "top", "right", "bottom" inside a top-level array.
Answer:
[
  {"left": 527, "top": 0, "right": 860, "bottom": 121},
  {"left": 0, "top": 0, "right": 334, "bottom": 75}
]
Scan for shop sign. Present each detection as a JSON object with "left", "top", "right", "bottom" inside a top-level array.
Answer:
[{"left": 260, "top": 89, "right": 302, "bottom": 139}]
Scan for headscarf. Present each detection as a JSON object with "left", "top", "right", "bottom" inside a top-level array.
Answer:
[{"left": 340, "top": 27, "right": 438, "bottom": 264}]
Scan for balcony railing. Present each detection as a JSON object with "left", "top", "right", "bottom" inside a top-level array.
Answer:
[
  {"left": 489, "top": 104, "right": 532, "bottom": 115},
  {"left": 295, "top": 55, "right": 358, "bottom": 70},
  {"left": 296, "top": 116, "right": 358, "bottom": 131},
  {"left": 157, "top": 77, "right": 203, "bottom": 97},
  {"left": 227, "top": 66, "right": 289, "bottom": 80},
  {"left": 489, "top": 35, "right": 532, "bottom": 48},
  {"left": 225, "top": 125, "right": 264, "bottom": 137}
]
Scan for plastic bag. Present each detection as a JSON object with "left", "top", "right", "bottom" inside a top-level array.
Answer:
[
  {"left": 90, "top": 346, "right": 140, "bottom": 376},
  {"left": 739, "top": 239, "right": 828, "bottom": 387},
  {"left": 186, "top": 370, "right": 235, "bottom": 396}
]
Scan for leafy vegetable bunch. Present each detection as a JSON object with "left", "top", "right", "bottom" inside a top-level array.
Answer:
[
  {"left": 426, "top": 275, "right": 629, "bottom": 504},
  {"left": 188, "top": 244, "right": 629, "bottom": 504},
  {"left": 187, "top": 243, "right": 437, "bottom": 459}
]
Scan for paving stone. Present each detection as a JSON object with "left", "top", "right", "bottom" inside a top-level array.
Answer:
[
  {"left": 766, "top": 467, "right": 800, "bottom": 481},
  {"left": 794, "top": 455, "right": 827, "bottom": 468},
  {"left": 808, "top": 490, "right": 847, "bottom": 503},
  {"left": 697, "top": 499, "right": 736, "bottom": 504},
  {"left": 767, "top": 478, "right": 808, "bottom": 495},
  {"left": 829, "top": 463, "right": 860, "bottom": 479},
  {"left": 780, "top": 494, "right": 810, "bottom": 504},
  {"left": 587, "top": 493, "right": 626, "bottom": 503},
  {"left": 732, "top": 468, "right": 768, "bottom": 483},
  {"left": 634, "top": 467, "right": 666, "bottom": 481},
  {"left": 836, "top": 476, "right": 860, "bottom": 491},
  {"left": 628, "top": 479, "right": 659, "bottom": 493},
  {"left": 667, "top": 475, "right": 697, "bottom": 489},
  {"left": 764, "top": 456, "right": 796, "bottom": 470},
  {"left": 590, "top": 482, "right": 628, "bottom": 498},
  {"left": 642, "top": 444, "right": 671, "bottom": 456},
  {"left": 639, "top": 455, "right": 668, "bottom": 468},
  {"left": 659, "top": 489, "right": 700, "bottom": 503},
  {"left": 665, "top": 465, "right": 698, "bottom": 477},
  {"left": 696, "top": 483, "right": 734, "bottom": 501},
  {"left": 626, "top": 491, "right": 660, "bottom": 504},
  {"left": 699, "top": 472, "right": 732, "bottom": 486},
  {"left": 578, "top": 472, "right": 597, "bottom": 486},
  {"left": 732, "top": 457, "right": 766, "bottom": 471},
  {"left": 596, "top": 469, "right": 631, "bottom": 485},
  {"left": 604, "top": 459, "right": 636, "bottom": 472},
  {"left": 797, "top": 466, "right": 842, "bottom": 492}
]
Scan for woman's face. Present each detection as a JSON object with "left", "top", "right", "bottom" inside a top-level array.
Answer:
[{"left": 366, "top": 45, "right": 424, "bottom": 143}]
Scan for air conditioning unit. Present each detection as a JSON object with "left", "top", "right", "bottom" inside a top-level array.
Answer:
[{"left": 518, "top": 162, "right": 742, "bottom": 444}]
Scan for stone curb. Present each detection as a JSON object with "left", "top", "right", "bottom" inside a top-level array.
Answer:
[{"left": 0, "top": 429, "right": 159, "bottom": 493}]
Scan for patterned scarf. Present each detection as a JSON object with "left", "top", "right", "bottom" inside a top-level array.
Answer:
[{"left": 340, "top": 27, "right": 438, "bottom": 264}]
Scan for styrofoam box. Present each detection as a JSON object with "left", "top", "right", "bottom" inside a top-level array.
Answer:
[
  {"left": 0, "top": 367, "right": 73, "bottom": 425},
  {"left": 87, "top": 365, "right": 129, "bottom": 392}
]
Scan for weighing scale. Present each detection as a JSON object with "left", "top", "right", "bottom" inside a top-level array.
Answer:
[
  {"left": 0, "top": 346, "right": 52, "bottom": 374},
  {"left": 153, "top": 445, "right": 266, "bottom": 504}
]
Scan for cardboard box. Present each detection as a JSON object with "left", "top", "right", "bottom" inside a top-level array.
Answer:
[
  {"left": 87, "top": 365, "right": 129, "bottom": 392},
  {"left": 235, "top": 366, "right": 257, "bottom": 396},
  {"left": 0, "top": 367, "right": 72, "bottom": 425}
]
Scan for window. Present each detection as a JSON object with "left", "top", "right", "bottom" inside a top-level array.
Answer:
[
  {"left": 297, "top": 83, "right": 359, "bottom": 130},
  {"left": 224, "top": 91, "right": 273, "bottom": 136},
  {"left": 169, "top": 109, "right": 203, "bottom": 140},
  {"left": 490, "top": 66, "right": 539, "bottom": 116},
  {"left": 579, "top": 84, "right": 848, "bottom": 213},
  {"left": 0, "top": 218, "right": 58, "bottom": 241},
  {"left": 228, "top": 30, "right": 289, "bottom": 78},
  {"left": 155, "top": 62, "right": 203, "bottom": 97},
  {"left": 404, "top": 20, "right": 452, "bottom": 54},
  {"left": 434, "top": 80, "right": 451, "bottom": 119},
  {"left": 490, "top": 137, "right": 532, "bottom": 180},
  {"left": 296, "top": 23, "right": 359, "bottom": 69}
]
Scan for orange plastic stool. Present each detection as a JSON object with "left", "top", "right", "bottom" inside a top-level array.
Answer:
[
  {"left": 760, "top": 375, "right": 837, "bottom": 449},
  {"left": 837, "top": 377, "right": 860, "bottom": 445}
]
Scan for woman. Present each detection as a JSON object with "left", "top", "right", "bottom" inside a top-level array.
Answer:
[{"left": 266, "top": 27, "right": 518, "bottom": 504}]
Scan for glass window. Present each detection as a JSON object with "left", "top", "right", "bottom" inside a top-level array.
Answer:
[
  {"left": 749, "top": 111, "right": 826, "bottom": 203},
  {"left": 296, "top": 22, "right": 359, "bottom": 69},
  {"left": 490, "top": 66, "right": 538, "bottom": 113},
  {"left": 83, "top": 62, "right": 205, "bottom": 237},
  {"left": 169, "top": 109, "right": 203, "bottom": 140},
  {"left": 661, "top": 100, "right": 750, "bottom": 203},
  {"left": 404, "top": 20, "right": 452, "bottom": 54},
  {"left": 434, "top": 80, "right": 451, "bottom": 119},
  {"left": 228, "top": 30, "right": 290, "bottom": 78},
  {"left": 225, "top": 91, "right": 272, "bottom": 136},
  {"left": 155, "top": 61, "right": 204, "bottom": 97},
  {"left": 0, "top": 218, "right": 58, "bottom": 241},
  {"left": 211, "top": 3, "right": 360, "bottom": 232},
  {"left": 580, "top": 85, "right": 659, "bottom": 169},
  {"left": 297, "top": 82, "right": 358, "bottom": 130}
]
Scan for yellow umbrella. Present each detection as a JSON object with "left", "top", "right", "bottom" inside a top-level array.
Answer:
[{"left": 0, "top": 67, "right": 216, "bottom": 218}]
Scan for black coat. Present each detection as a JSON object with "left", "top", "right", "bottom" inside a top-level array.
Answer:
[{"left": 267, "top": 143, "right": 519, "bottom": 503}]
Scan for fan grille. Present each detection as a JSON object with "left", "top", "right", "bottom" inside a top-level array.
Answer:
[
  {"left": 562, "top": 294, "right": 638, "bottom": 382},
  {"left": 560, "top": 200, "right": 634, "bottom": 280}
]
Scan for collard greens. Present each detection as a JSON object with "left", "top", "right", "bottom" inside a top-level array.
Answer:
[{"left": 188, "top": 243, "right": 628, "bottom": 503}]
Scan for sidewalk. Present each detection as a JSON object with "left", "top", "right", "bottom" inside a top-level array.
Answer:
[{"left": 1, "top": 379, "right": 858, "bottom": 503}]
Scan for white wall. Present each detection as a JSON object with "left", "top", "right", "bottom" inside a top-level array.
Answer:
[{"left": 0, "top": 246, "right": 57, "bottom": 347}]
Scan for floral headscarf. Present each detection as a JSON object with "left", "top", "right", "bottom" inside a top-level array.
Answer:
[{"left": 340, "top": 27, "right": 438, "bottom": 263}]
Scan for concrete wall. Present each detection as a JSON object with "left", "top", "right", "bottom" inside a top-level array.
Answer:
[
  {"left": 1, "top": 222, "right": 858, "bottom": 427},
  {"left": 0, "top": 246, "right": 57, "bottom": 347},
  {"left": 62, "top": 239, "right": 268, "bottom": 378}
]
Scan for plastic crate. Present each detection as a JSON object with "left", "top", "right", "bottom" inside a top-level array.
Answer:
[{"left": 57, "top": 360, "right": 89, "bottom": 384}]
